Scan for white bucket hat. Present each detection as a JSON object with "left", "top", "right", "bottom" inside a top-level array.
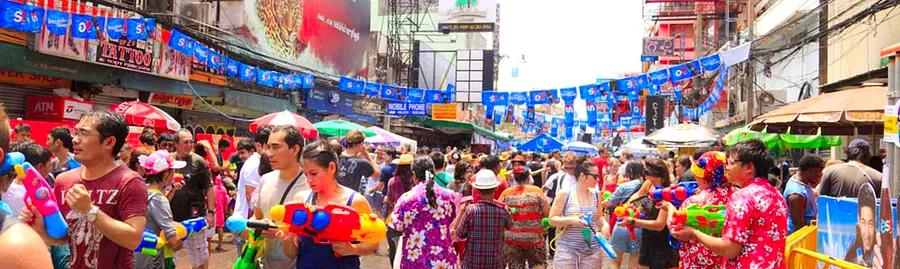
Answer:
[{"left": 472, "top": 170, "right": 500, "bottom": 190}]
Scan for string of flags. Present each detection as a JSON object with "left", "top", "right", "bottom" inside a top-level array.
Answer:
[
  {"left": 481, "top": 42, "right": 750, "bottom": 136},
  {"left": 337, "top": 77, "right": 455, "bottom": 104},
  {"left": 0, "top": 0, "right": 315, "bottom": 91}
]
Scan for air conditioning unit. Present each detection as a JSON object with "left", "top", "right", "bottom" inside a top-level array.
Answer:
[{"left": 178, "top": 1, "right": 210, "bottom": 24}]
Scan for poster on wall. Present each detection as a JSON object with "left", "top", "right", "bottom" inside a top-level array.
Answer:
[
  {"left": 817, "top": 188, "right": 899, "bottom": 269},
  {"left": 232, "top": 0, "right": 372, "bottom": 77},
  {"left": 156, "top": 41, "right": 192, "bottom": 81},
  {"left": 36, "top": 3, "right": 96, "bottom": 61}
]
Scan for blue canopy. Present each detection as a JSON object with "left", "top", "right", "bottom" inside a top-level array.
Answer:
[{"left": 517, "top": 133, "right": 564, "bottom": 153}]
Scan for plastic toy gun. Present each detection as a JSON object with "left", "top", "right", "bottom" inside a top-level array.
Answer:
[
  {"left": 135, "top": 217, "right": 207, "bottom": 256},
  {"left": 274, "top": 203, "right": 387, "bottom": 244},
  {"left": 650, "top": 181, "right": 698, "bottom": 207},
  {"left": 614, "top": 204, "right": 641, "bottom": 240},
  {"left": 226, "top": 215, "right": 283, "bottom": 269},
  {"left": 671, "top": 204, "right": 726, "bottom": 237},
  {"left": 582, "top": 213, "right": 617, "bottom": 259},
  {"left": 16, "top": 162, "right": 68, "bottom": 239}
]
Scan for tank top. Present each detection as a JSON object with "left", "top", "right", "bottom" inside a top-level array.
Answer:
[
  {"left": 556, "top": 188, "right": 600, "bottom": 253},
  {"left": 296, "top": 191, "right": 361, "bottom": 269}
]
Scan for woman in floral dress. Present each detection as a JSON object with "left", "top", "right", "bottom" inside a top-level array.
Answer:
[{"left": 390, "top": 156, "right": 460, "bottom": 269}]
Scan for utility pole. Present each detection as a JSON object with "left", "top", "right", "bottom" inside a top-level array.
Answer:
[
  {"left": 818, "top": 0, "right": 828, "bottom": 86},
  {"left": 744, "top": 0, "right": 756, "bottom": 124}
]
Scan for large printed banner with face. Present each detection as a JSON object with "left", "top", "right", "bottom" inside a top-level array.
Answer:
[{"left": 818, "top": 189, "right": 898, "bottom": 269}]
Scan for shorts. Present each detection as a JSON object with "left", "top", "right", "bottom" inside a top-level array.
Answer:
[
  {"left": 180, "top": 230, "right": 210, "bottom": 267},
  {"left": 504, "top": 243, "right": 546, "bottom": 269},
  {"left": 553, "top": 245, "right": 602, "bottom": 268},
  {"left": 610, "top": 225, "right": 642, "bottom": 254},
  {"left": 365, "top": 192, "right": 384, "bottom": 218}
]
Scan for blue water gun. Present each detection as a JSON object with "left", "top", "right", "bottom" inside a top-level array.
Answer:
[{"left": 582, "top": 212, "right": 617, "bottom": 259}]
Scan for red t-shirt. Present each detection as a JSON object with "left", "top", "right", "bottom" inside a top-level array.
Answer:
[
  {"left": 54, "top": 165, "right": 148, "bottom": 269},
  {"left": 470, "top": 176, "right": 508, "bottom": 202}
]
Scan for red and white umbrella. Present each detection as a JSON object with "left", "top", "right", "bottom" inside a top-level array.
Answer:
[
  {"left": 249, "top": 110, "right": 318, "bottom": 140},
  {"left": 109, "top": 101, "right": 181, "bottom": 132}
]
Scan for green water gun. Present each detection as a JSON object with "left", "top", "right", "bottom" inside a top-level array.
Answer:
[{"left": 671, "top": 204, "right": 726, "bottom": 237}]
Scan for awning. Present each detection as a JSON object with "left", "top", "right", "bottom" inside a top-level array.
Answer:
[
  {"left": 424, "top": 119, "right": 513, "bottom": 141},
  {"left": 119, "top": 72, "right": 223, "bottom": 97},
  {"left": 0, "top": 42, "right": 124, "bottom": 84}
]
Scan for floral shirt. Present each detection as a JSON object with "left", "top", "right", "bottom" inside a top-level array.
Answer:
[
  {"left": 389, "top": 183, "right": 459, "bottom": 269},
  {"left": 676, "top": 185, "right": 735, "bottom": 269},
  {"left": 722, "top": 178, "right": 788, "bottom": 269}
]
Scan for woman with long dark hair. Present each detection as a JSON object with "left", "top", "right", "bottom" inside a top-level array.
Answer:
[
  {"left": 621, "top": 159, "right": 678, "bottom": 269},
  {"left": 282, "top": 140, "right": 378, "bottom": 269},
  {"left": 388, "top": 156, "right": 459, "bottom": 268}
]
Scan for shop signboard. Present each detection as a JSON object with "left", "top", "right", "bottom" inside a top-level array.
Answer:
[
  {"left": 25, "top": 95, "right": 93, "bottom": 122},
  {"left": 885, "top": 104, "right": 899, "bottom": 146},
  {"left": 386, "top": 102, "right": 427, "bottom": 116},
  {"left": 0, "top": 69, "right": 71, "bottom": 89},
  {"left": 94, "top": 39, "right": 155, "bottom": 73},
  {"left": 431, "top": 103, "right": 460, "bottom": 121},
  {"left": 149, "top": 92, "right": 194, "bottom": 110}
]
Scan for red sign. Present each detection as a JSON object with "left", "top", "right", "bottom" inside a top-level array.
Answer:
[
  {"left": 95, "top": 39, "right": 154, "bottom": 73},
  {"left": 25, "top": 95, "right": 94, "bottom": 122},
  {"left": 148, "top": 92, "right": 194, "bottom": 110}
]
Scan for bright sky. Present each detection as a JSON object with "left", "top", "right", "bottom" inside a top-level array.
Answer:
[{"left": 496, "top": 1, "right": 645, "bottom": 90}]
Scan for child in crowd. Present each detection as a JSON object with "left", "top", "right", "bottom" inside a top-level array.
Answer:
[
  {"left": 135, "top": 150, "right": 185, "bottom": 269},
  {"left": 213, "top": 175, "right": 229, "bottom": 252}
]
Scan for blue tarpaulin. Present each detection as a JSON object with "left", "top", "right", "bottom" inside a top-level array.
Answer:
[{"left": 517, "top": 133, "right": 564, "bottom": 153}]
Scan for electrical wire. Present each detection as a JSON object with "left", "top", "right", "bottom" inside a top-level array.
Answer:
[{"left": 185, "top": 80, "right": 255, "bottom": 122}]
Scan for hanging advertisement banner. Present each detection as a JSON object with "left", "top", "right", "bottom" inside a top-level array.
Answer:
[
  {"left": 437, "top": 0, "right": 496, "bottom": 32},
  {"left": 148, "top": 92, "right": 194, "bottom": 110}
]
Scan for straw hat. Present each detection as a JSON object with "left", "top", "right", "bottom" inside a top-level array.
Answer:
[
  {"left": 397, "top": 154, "right": 415, "bottom": 165},
  {"left": 499, "top": 152, "right": 511, "bottom": 161}
]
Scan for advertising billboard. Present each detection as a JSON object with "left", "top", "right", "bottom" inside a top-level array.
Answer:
[
  {"left": 438, "top": 0, "right": 496, "bottom": 32},
  {"left": 235, "top": 0, "right": 372, "bottom": 77}
]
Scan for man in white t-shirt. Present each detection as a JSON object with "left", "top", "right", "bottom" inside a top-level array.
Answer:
[{"left": 230, "top": 127, "right": 270, "bottom": 256}]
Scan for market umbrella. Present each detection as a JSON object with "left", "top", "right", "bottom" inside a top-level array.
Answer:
[
  {"left": 563, "top": 141, "right": 599, "bottom": 155},
  {"left": 748, "top": 86, "right": 886, "bottom": 135},
  {"left": 643, "top": 123, "right": 722, "bottom": 147},
  {"left": 313, "top": 120, "right": 377, "bottom": 137},
  {"left": 249, "top": 110, "right": 318, "bottom": 140},
  {"left": 724, "top": 126, "right": 841, "bottom": 150},
  {"left": 109, "top": 101, "right": 181, "bottom": 133},
  {"left": 615, "top": 138, "right": 659, "bottom": 157},
  {"left": 366, "top": 126, "right": 417, "bottom": 146},
  {"left": 517, "top": 133, "right": 563, "bottom": 153}
]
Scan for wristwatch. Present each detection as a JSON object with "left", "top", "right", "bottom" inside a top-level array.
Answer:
[{"left": 85, "top": 206, "right": 100, "bottom": 223}]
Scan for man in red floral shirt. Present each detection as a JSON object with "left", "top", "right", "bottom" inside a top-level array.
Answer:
[{"left": 672, "top": 139, "right": 787, "bottom": 269}]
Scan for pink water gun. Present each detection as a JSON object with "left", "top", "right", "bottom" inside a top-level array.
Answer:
[{"left": 16, "top": 163, "right": 69, "bottom": 238}]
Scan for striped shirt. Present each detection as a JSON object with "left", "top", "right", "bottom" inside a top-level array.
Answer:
[{"left": 556, "top": 189, "right": 600, "bottom": 253}]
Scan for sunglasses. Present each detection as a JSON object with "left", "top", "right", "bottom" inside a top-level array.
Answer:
[{"left": 583, "top": 172, "right": 600, "bottom": 178}]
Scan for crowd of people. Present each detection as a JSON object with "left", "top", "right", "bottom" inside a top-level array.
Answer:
[{"left": 0, "top": 102, "right": 888, "bottom": 269}]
